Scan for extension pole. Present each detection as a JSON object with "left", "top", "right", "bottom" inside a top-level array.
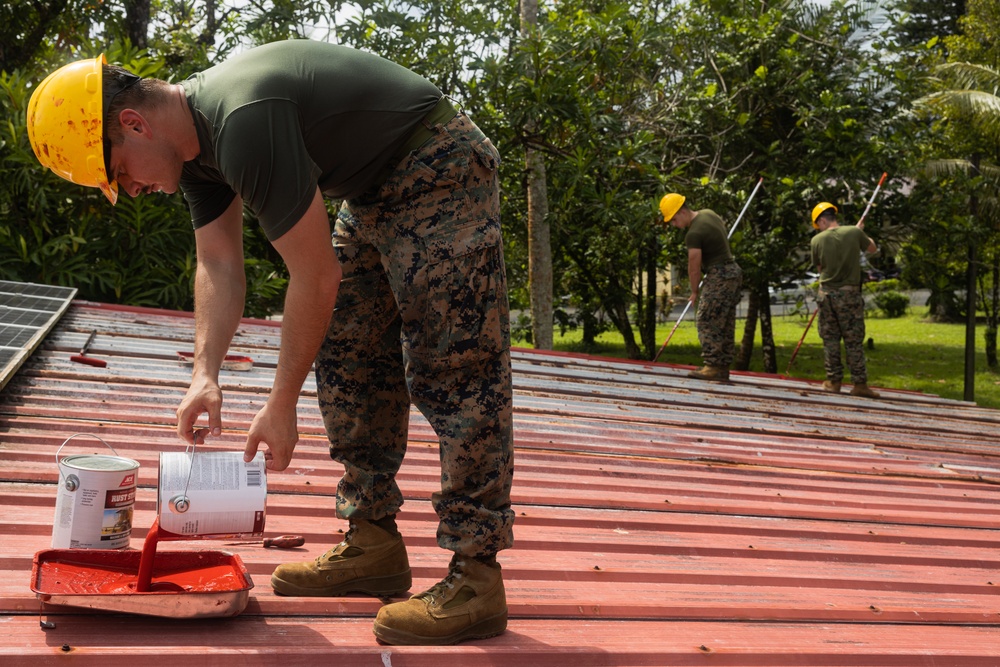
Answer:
[
  {"left": 785, "top": 307, "right": 819, "bottom": 375},
  {"left": 785, "top": 172, "right": 888, "bottom": 374},
  {"left": 855, "top": 172, "right": 887, "bottom": 229},
  {"left": 653, "top": 177, "right": 764, "bottom": 363}
]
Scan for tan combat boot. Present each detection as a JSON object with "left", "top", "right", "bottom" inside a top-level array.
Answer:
[
  {"left": 270, "top": 519, "right": 411, "bottom": 597},
  {"left": 823, "top": 380, "right": 841, "bottom": 393},
  {"left": 687, "top": 366, "right": 730, "bottom": 381},
  {"left": 372, "top": 555, "right": 508, "bottom": 645},
  {"left": 850, "top": 382, "right": 880, "bottom": 399}
]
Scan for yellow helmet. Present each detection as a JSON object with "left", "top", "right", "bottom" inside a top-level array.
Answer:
[
  {"left": 810, "top": 202, "right": 837, "bottom": 228},
  {"left": 27, "top": 54, "right": 118, "bottom": 204},
  {"left": 659, "top": 193, "right": 686, "bottom": 223}
]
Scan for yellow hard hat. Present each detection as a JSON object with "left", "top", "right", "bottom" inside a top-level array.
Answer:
[
  {"left": 28, "top": 54, "right": 118, "bottom": 204},
  {"left": 810, "top": 202, "right": 838, "bottom": 228},
  {"left": 659, "top": 193, "right": 686, "bottom": 223}
]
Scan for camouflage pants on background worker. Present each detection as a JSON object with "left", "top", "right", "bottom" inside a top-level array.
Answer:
[
  {"left": 697, "top": 262, "right": 743, "bottom": 368},
  {"left": 314, "top": 111, "right": 515, "bottom": 559},
  {"left": 817, "top": 288, "right": 868, "bottom": 385}
]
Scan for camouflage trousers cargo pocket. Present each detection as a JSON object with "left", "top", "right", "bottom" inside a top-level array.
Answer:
[{"left": 412, "top": 220, "right": 509, "bottom": 371}]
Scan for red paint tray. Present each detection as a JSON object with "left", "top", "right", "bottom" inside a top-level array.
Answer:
[{"left": 31, "top": 549, "right": 254, "bottom": 618}]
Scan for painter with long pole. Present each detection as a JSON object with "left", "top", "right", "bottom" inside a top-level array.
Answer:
[
  {"left": 653, "top": 177, "right": 763, "bottom": 365},
  {"left": 786, "top": 172, "right": 888, "bottom": 374}
]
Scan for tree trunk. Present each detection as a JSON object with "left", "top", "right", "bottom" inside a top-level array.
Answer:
[
  {"left": 759, "top": 285, "right": 777, "bottom": 373},
  {"left": 605, "top": 300, "right": 643, "bottom": 359},
  {"left": 987, "top": 326, "right": 997, "bottom": 369},
  {"left": 521, "top": 0, "right": 553, "bottom": 350},
  {"left": 965, "top": 153, "right": 980, "bottom": 401},
  {"left": 989, "top": 254, "right": 999, "bottom": 369},
  {"left": 638, "top": 237, "right": 658, "bottom": 358},
  {"left": 965, "top": 241, "right": 977, "bottom": 401},
  {"left": 734, "top": 289, "right": 759, "bottom": 371},
  {"left": 577, "top": 284, "right": 599, "bottom": 349},
  {"left": 201, "top": 0, "right": 218, "bottom": 45},
  {"left": 526, "top": 149, "right": 552, "bottom": 349},
  {"left": 582, "top": 307, "right": 599, "bottom": 348},
  {"left": 124, "top": 0, "right": 151, "bottom": 49}
]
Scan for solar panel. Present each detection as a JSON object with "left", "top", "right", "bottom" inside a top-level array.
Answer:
[{"left": 0, "top": 281, "right": 77, "bottom": 391}]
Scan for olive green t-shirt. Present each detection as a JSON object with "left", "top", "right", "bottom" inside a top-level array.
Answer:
[
  {"left": 685, "top": 209, "right": 733, "bottom": 270},
  {"left": 810, "top": 225, "right": 872, "bottom": 289},
  {"left": 179, "top": 39, "right": 442, "bottom": 241}
]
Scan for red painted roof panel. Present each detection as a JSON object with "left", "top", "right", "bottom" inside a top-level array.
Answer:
[{"left": 3, "top": 301, "right": 1000, "bottom": 664}]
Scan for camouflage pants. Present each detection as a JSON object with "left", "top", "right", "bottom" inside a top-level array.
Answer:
[
  {"left": 314, "top": 112, "right": 515, "bottom": 558},
  {"left": 817, "top": 288, "right": 868, "bottom": 384},
  {"left": 697, "top": 262, "right": 743, "bottom": 367}
]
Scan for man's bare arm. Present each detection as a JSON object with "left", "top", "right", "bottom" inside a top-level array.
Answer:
[
  {"left": 687, "top": 248, "right": 703, "bottom": 302},
  {"left": 176, "top": 195, "right": 246, "bottom": 444},
  {"left": 243, "top": 188, "right": 341, "bottom": 471}
]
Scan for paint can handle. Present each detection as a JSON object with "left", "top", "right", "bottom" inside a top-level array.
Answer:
[
  {"left": 55, "top": 433, "right": 121, "bottom": 486},
  {"left": 169, "top": 441, "right": 197, "bottom": 514}
]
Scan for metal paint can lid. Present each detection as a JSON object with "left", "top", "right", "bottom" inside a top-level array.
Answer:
[{"left": 60, "top": 454, "right": 139, "bottom": 472}]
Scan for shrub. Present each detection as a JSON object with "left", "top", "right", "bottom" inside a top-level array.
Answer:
[
  {"left": 876, "top": 278, "right": 902, "bottom": 292},
  {"left": 874, "top": 290, "right": 909, "bottom": 318},
  {"left": 863, "top": 278, "right": 902, "bottom": 295}
]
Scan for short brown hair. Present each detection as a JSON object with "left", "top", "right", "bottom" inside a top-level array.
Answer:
[{"left": 102, "top": 65, "right": 164, "bottom": 145}]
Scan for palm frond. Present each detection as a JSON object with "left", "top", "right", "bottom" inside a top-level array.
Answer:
[
  {"left": 917, "top": 89, "right": 1000, "bottom": 116},
  {"left": 915, "top": 89, "right": 1000, "bottom": 140},
  {"left": 980, "top": 163, "right": 1000, "bottom": 184},
  {"left": 935, "top": 62, "right": 1000, "bottom": 93},
  {"left": 922, "top": 158, "right": 974, "bottom": 179},
  {"left": 923, "top": 160, "right": 1000, "bottom": 183}
]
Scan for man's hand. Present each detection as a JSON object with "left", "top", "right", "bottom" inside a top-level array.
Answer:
[
  {"left": 689, "top": 287, "right": 699, "bottom": 304},
  {"left": 244, "top": 401, "right": 299, "bottom": 471},
  {"left": 176, "top": 374, "right": 223, "bottom": 444}
]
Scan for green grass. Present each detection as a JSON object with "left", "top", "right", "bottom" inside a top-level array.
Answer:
[{"left": 543, "top": 306, "right": 1000, "bottom": 409}]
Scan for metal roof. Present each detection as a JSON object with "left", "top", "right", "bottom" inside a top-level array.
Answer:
[{"left": 3, "top": 299, "right": 1000, "bottom": 665}]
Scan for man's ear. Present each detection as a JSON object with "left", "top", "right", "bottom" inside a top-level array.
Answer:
[{"left": 118, "top": 109, "right": 149, "bottom": 136}]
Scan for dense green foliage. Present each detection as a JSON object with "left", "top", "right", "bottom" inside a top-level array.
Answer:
[
  {"left": 1, "top": 0, "right": 998, "bottom": 377},
  {"left": 908, "top": 0, "right": 1000, "bottom": 373}
]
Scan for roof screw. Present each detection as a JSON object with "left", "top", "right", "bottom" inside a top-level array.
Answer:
[{"left": 61, "top": 644, "right": 71, "bottom": 652}]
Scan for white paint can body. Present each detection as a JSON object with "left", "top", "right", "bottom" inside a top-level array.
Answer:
[
  {"left": 157, "top": 451, "right": 267, "bottom": 540},
  {"left": 52, "top": 450, "right": 139, "bottom": 550}
]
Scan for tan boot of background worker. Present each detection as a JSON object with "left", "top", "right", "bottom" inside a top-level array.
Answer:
[
  {"left": 810, "top": 202, "right": 880, "bottom": 399},
  {"left": 660, "top": 193, "right": 743, "bottom": 381},
  {"left": 28, "top": 40, "right": 514, "bottom": 646}
]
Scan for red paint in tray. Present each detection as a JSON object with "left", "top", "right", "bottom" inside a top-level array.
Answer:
[
  {"left": 31, "top": 523, "right": 254, "bottom": 618},
  {"left": 37, "top": 554, "right": 243, "bottom": 594}
]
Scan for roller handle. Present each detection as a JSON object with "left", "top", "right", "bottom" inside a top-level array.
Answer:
[
  {"left": 263, "top": 535, "right": 305, "bottom": 548},
  {"left": 70, "top": 355, "right": 107, "bottom": 368}
]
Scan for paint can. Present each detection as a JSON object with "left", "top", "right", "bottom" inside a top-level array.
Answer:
[
  {"left": 51, "top": 434, "right": 139, "bottom": 549},
  {"left": 156, "top": 448, "right": 267, "bottom": 540}
]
